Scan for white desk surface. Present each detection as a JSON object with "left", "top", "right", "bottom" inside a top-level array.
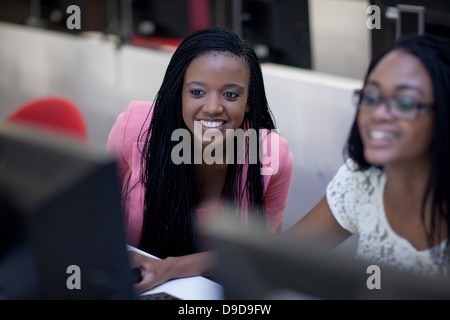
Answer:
[{"left": 127, "top": 246, "right": 224, "bottom": 300}]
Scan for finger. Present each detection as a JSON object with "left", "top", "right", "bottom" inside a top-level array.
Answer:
[{"left": 133, "top": 273, "right": 156, "bottom": 294}]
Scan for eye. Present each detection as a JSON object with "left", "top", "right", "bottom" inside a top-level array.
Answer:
[
  {"left": 190, "top": 89, "right": 205, "bottom": 97},
  {"left": 362, "top": 92, "right": 380, "bottom": 106},
  {"left": 223, "top": 92, "right": 239, "bottom": 100},
  {"left": 395, "top": 97, "right": 418, "bottom": 112}
]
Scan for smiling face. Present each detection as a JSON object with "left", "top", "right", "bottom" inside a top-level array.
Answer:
[
  {"left": 182, "top": 51, "right": 250, "bottom": 149},
  {"left": 357, "top": 50, "right": 435, "bottom": 169}
]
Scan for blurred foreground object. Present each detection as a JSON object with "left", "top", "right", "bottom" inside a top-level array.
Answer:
[
  {"left": 207, "top": 213, "right": 450, "bottom": 300},
  {"left": 0, "top": 123, "right": 133, "bottom": 299}
]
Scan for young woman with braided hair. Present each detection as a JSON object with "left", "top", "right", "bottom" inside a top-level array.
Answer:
[{"left": 107, "top": 27, "right": 294, "bottom": 293}]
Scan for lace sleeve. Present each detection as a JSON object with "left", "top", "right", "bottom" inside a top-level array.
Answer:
[{"left": 326, "top": 160, "right": 363, "bottom": 234}]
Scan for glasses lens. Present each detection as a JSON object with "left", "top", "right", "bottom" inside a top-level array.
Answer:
[
  {"left": 357, "top": 91, "right": 380, "bottom": 111},
  {"left": 364, "top": 93, "right": 380, "bottom": 106},
  {"left": 396, "top": 98, "right": 418, "bottom": 112},
  {"left": 391, "top": 98, "right": 419, "bottom": 119}
]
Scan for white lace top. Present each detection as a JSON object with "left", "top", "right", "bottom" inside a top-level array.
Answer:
[{"left": 326, "top": 159, "right": 448, "bottom": 277}]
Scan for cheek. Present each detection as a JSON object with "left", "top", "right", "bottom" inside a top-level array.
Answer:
[
  {"left": 181, "top": 97, "right": 194, "bottom": 129},
  {"left": 408, "top": 111, "right": 434, "bottom": 148},
  {"left": 409, "top": 121, "right": 434, "bottom": 155}
]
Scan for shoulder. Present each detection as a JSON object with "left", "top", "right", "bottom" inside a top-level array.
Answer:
[
  {"left": 261, "top": 129, "right": 290, "bottom": 151},
  {"left": 120, "top": 100, "right": 153, "bottom": 133},
  {"left": 127, "top": 100, "right": 153, "bottom": 114},
  {"left": 260, "top": 129, "right": 293, "bottom": 176},
  {"left": 329, "top": 159, "right": 383, "bottom": 190},
  {"left": 116, "top": 100, "right": 152, "bottom": 139},
  {"left": 106, "top": 100, "right": 153, "bottom": 155},
  {"left": 326, "top": 159, "right": 384, "bottom": 233}
]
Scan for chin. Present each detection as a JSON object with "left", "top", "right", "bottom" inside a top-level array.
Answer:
[{"left": 363, "top": 151, "right": 394, "bottom": 167}]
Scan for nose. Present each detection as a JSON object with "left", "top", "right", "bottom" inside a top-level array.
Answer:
[
  {"left": 371, "top": 99, "right": 394, "bottom": 120},
  {"left": 203, "top": 93, "right": 223, "bottom": 115}
]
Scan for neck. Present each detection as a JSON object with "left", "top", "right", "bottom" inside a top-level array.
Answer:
[
  {"left": 383, "top": 159, "right": 437, "bottom": 244},
  {"left": 382, "top": 159, "right": 447, "bottom": 248},
  {"left": 383, "top": 158, "right": 433, "bottom": 223},
  {"left": 384, "top": 165, "right": 429, "bottom": 202}
]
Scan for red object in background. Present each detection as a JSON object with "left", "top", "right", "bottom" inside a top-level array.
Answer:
[
  {"left": 130, "top": 36, "right": 183, "bottom": 52},
  {"left": 187, "top": 0, "right": 211, "bottom": 32},
  {"left": 5, "top": 97, "right": 88, "bottom": 143}
]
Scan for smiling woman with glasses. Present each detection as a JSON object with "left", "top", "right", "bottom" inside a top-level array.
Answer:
[{"left": 287, "top": 34, "right": 450, "bottom": 279}]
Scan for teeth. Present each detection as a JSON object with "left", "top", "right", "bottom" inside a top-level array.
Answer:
[
  {"left": 199, "top": 120, "right": 224, "bottom": 128},
  {"left": 370, "top": 131, "right": 395, "bottom": 140}
]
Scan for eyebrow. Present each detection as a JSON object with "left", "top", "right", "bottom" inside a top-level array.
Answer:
[
  {"left": 366, "top": 80, "right": 426, "bottom": 96},
  {"left": 185, "top": 81, "right": 205, "bottom": 87},
  {"left": 185, "top": 81, "right": 245, "bottom": 91}
]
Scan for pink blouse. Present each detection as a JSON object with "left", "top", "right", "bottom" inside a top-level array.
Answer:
[{"left": 106, "top": 100, "right": 294, "bottom": 248}]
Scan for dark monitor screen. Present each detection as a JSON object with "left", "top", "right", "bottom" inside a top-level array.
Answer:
[
  {"left": 0, "top": 123, "right": 134, "bottom": 299},
  {"left": 208, "top": 218, "right": 450, "bottom": 300},
  {"left": 399, "top": 9, "right": 424, "bottom": 37}
]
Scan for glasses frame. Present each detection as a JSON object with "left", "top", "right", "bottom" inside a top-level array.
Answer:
[{"left": 353, "top": 89, "right": 434, "bottom": 120}]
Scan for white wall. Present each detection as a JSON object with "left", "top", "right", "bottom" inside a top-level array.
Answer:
[
  {"left": 262, "top": 63, "right": 360, "bottom": 229},
  {"left": 0, "top": 22, "right": 121, "bottom": 149},
  {"left": 309, "top": 0, "right": 371, "bottom": 80}
]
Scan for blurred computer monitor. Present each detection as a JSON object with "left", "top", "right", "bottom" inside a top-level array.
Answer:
[
  {"left": 207, "top": 217, "right": 450, "bottom": 300},
  {"left": 0, "top": 123, "right": 134, "bottom": 299}
]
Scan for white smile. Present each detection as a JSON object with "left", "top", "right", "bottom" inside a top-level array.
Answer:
[
  {"left": 370, "top": 130, "right": 396, "bottom": 140},
  {"left": 198, "top": 120, "right": 224, "bottom": 128}
]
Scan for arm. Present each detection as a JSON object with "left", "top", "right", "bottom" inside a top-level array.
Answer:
[
  {"left": 129, "top": 250, "right": 217, "bottom": 294},
  {"left": 106, "top": 101, "right": 151, "bottom": 186},
  {"left": 285, "top": 195, "right": 352, "bottom": 249},
  {"left": 263, "top": 134, "right": 295, "bottom": 233}
]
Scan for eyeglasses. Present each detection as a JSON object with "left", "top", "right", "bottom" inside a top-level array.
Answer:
[{"left": 353, "top": 89, "right": 434, "bottom": 120}]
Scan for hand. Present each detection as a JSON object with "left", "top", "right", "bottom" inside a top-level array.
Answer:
[
  {"left": 128, "top": 249, "right": 217, "bottom": 294},
  {"left": 128, "top": 250, "right": 171, "bottom": 294}
]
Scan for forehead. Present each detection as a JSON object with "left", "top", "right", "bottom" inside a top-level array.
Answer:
[
  {"left": 367, "top": 50, "right": 433, "bottom": 97},
  {"left": 195, "top": 50, "right": 247, "bottom": 65},
  {"left": 184, "top": 51, "right": 249, "bottom": 79}
]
